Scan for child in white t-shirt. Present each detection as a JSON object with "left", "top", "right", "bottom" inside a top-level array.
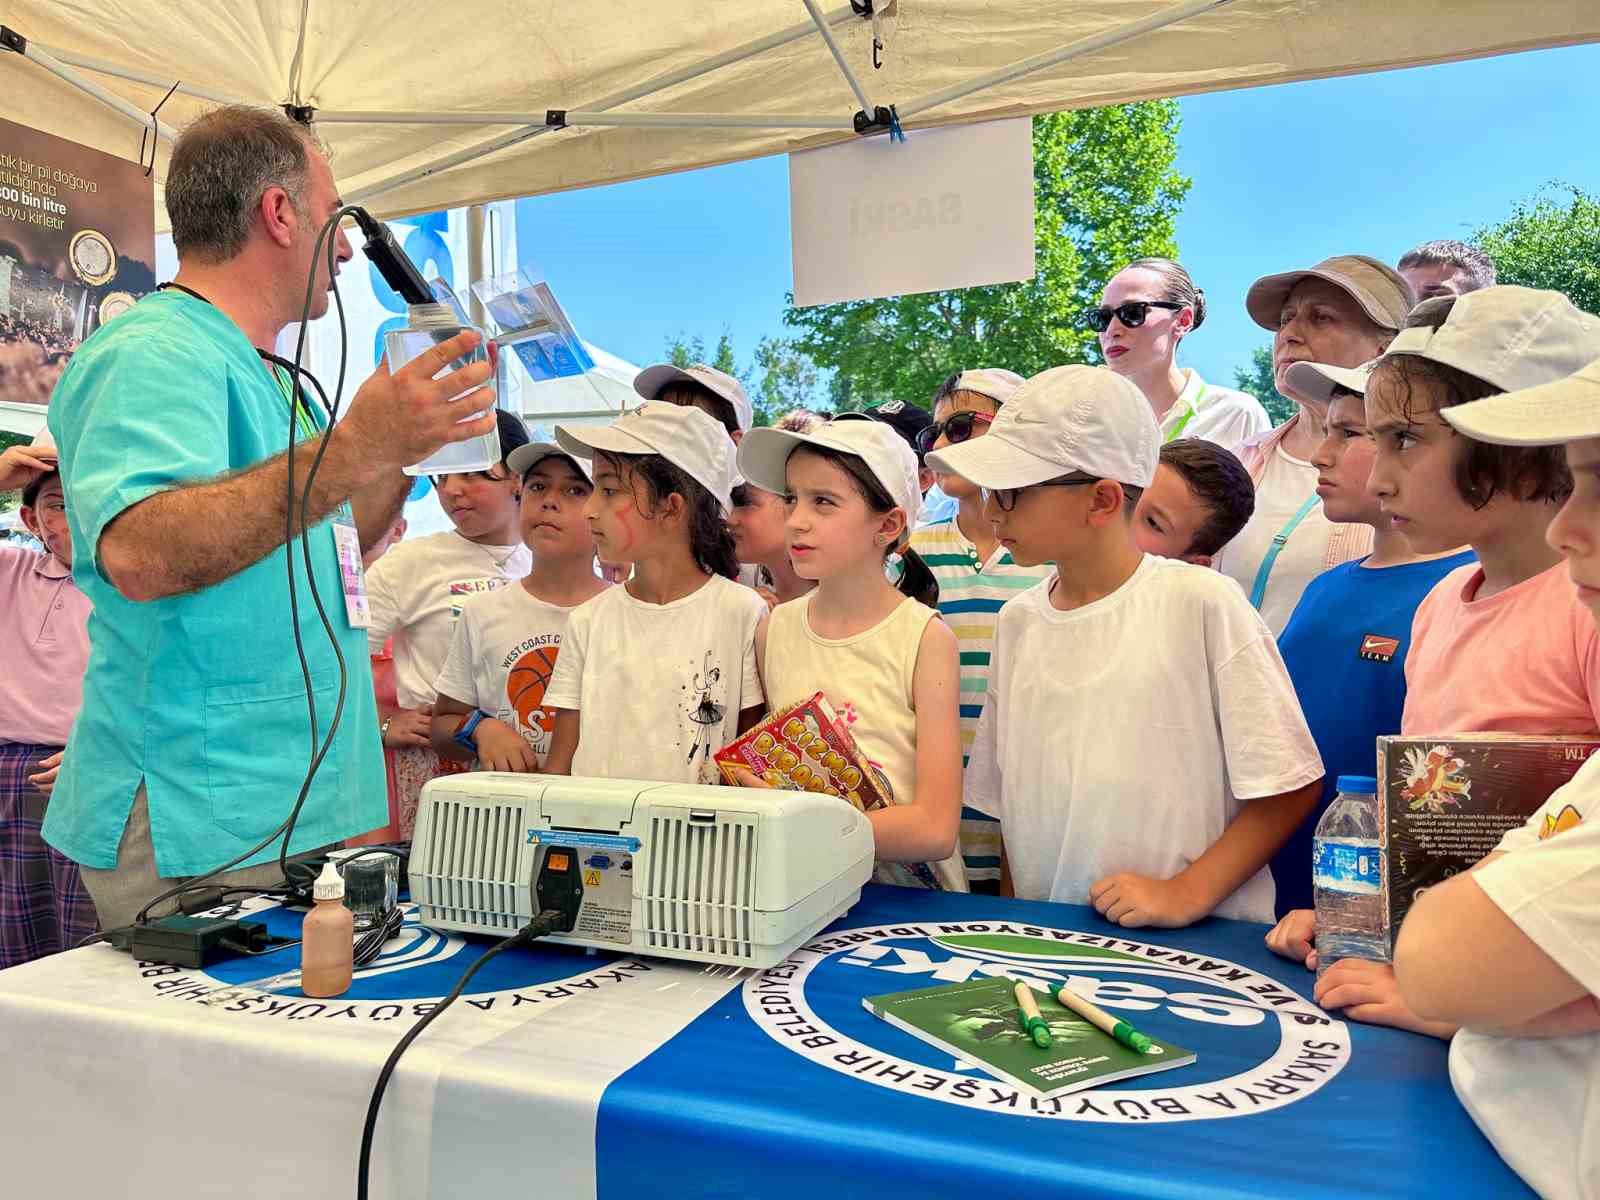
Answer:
[
  {"left": 1392, "top": 355, "right": 1600, "bottom": 1200},
  {"left": 928, "top": 365, "right": 1324, "bottom": 927},
  {"left": 430, "top": 445, "right": 609, "bottom": 771},
  {"left": 542, "top": 402, "right": 767, "bottom": 783},
  {"left": 735, "top": 418, "right": 965, "bottom": 890}
]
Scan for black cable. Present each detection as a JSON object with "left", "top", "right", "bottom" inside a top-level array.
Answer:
[
  {"left": 135, "top": 206, "right": 361, "bottom": 924},
  {"left": 278, "top": 207, "right": 360, "bottom": 890},
  {"left": 356, "top": 914, "right": 563, "bottom": 1200}
]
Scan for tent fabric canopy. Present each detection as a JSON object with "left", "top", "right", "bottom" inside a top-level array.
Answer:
[{"left": 4, "top": 1, "right": 1598, "bottom": 230}]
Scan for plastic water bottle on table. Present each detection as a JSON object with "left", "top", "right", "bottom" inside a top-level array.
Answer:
[{"left": 1312, "top": 774, "right": 1388, "bottom": 978}]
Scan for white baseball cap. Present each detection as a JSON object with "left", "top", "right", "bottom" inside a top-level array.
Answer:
[
  {"left": 943, "top": 367, "right": 1026, "bottom": 405},
  {"left": 1379, "top": 286, "right": 1600, "bottom": 394},
  {"left": 1283, "top": 359, "right": 1379, "bottom": 405},
  {"left": 555, "top": 401, "right": 737, "bottom": 514},
  {"left": 505, "top": 440, "right": 593, "bottom": 482},
  {"left": 737, "top": 418, "right": 922, "bottom": 543},
  {"left": 1441, "top": 357, "right": 1600, "bottom": 447},
  {"left": 633, "top": 362, "right": 754, "bottom": 434},
  {"left": 925, "top": 365, "right": 1159, "bottom": 490}
]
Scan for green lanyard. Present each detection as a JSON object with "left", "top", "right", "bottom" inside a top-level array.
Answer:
[
  {"left": 268, "top": 363, "right": 320, "bottom": 442},
  {"left": 1248, "top": 493, "right": 1321, "bottom": 609},
  {"left": 1163, "top": 381, "right": 1206, "bottom": 443}
]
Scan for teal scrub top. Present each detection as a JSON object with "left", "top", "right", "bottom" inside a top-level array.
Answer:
[{"left": 43, "top": 289, "right": 387, "bottom": 876}]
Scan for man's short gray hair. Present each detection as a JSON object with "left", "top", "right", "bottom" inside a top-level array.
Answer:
[
  {"left": 165, "top": 105, "right": 322, "bottom": 262},
  {"left": 1397, "top": 240, "right": 1498, "bottom": 291}
]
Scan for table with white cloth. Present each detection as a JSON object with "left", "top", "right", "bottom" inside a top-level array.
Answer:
[{"left": 0, "top": 885, "right": 1532, "bottom": 1199}]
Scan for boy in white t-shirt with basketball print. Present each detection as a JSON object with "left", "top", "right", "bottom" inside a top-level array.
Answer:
[{"left": 431, "top": 444, "right": 608, "bottom": 770}]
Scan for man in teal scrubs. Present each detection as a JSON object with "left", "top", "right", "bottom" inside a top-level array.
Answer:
[{"left": 44, "top": 106, "right": 497, "bottom": 930}]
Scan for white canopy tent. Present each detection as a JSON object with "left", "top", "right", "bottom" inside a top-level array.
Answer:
[{"left": 4, "top": 1, "right": 1598, "bottom": 230}]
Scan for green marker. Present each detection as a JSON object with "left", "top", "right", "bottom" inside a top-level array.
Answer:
[
  {"left": 1049, "top": 981, "right": 1154, "bottom": 1054},
  {"left": 1013, "top": 981, "right": 1053, "bottom": 1048}
]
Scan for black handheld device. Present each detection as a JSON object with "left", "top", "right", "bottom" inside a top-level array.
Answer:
[{"left": 350, "top": 207, "right": 433, "bottom": 306}]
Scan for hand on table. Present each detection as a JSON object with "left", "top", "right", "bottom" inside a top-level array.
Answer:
[
  {"left": 1313, "top": 958, "right": 1456, "bottom": 1040},
  {"left": 382, "top": 705, "right": 433, "bottom": 749},
  {"left": 1266, "top": 908, "right": 1318, "bottom": 970},
  {"left": 473, "top": 719, "right": 539, "bottom": 773},
  {"left": 0, "top": 442, "right": 58, "bottom": 492},
  {"left": 1088, "top": 872, "right": 1204, "bottom": 929},
  {"left": 27, "top": 750, "right": 63, "bottom": 796}
]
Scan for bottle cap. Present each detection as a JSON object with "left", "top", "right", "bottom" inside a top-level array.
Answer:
[
  {"left": 313, "top": 861, "right": 345, "bottom": 901},
  {"left": 1335, "top": 774, "right": 1379, "bottom": 795}
]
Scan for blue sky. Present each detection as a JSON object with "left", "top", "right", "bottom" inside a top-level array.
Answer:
[{"left": 514, "top": 42, "right": 1600, "bottom": 398}]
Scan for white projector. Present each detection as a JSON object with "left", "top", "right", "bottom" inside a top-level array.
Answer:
[{"left": 411, "top": 773, "right": 875, "bottom": 968}]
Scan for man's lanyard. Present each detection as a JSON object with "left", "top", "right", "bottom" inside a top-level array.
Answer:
[
  {"left": 1164, "top": 381, "right": 1206, "bottom": 443},
  {"left": 155, "top": 280, "right": 330, "bottom": 438},
  {"left": 1248, "top": 492, "right": 1321, "bottom": 609},
  {"left": 266, "top": 360, "right": 321, "bottom": 441}
]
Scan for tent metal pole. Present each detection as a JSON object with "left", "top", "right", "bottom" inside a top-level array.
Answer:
[
  {"left": 349, "top": 1, "right": 866, "bottom": 205},
  {"left": 9, "top": 38, "right": 178, "bottom": 141},
  {"left": 31, "top": 41, "right": 247, "bottom": 106},
  {"left": 563, "top": 111, "right": 856, "bottom": 130},
  {"left": 800, "top": 0, "right": 874, "bottom": 113},
  {"left": 318, "top": 110, "right": 855, "bottom": 129},
  {"left": 896, "top": 0, "right": 1235, "bottom": 120}
]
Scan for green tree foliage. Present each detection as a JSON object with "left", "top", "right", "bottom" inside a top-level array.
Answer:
[
  {"left": 663, "top": 330, "right": 739, "bottom": 376},
  {"left": 1475, "top": 183, "right": 1600, "bottom": 315},
  {"left": 781, "top": 103, "right": 1192, "bottom": 409},
  {"left": 751, "top": 335, "right": 822, "bottom": 425},
  {"left": 661, "top": 331, "right": 824, "bottom": 426},
  {"left": 1232, "top": 344, "right": 1295, "bottom": 425}
]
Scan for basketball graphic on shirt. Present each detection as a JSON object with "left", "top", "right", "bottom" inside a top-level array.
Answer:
[{"left": 507, "top": 644, "right": 560, "bottom": 753}]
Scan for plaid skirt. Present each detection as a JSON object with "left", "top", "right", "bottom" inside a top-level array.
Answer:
[{"left": 0, "top": 742, "right": 98, "bottom": 968}]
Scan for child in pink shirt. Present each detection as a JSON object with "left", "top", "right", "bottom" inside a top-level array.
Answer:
[
  {"left": 1267, "top": 285, "right": 1600, "bottom": 1036},
  {"left": 0, "top": 434, "right": 97, "bottom": 965}
]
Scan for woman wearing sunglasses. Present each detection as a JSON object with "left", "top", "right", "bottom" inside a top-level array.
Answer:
[
  {"left": 1094, "top": 257, "right": 1270, "bottom": 454},
  {"left": 908, "top": 368, "right": 1055, "bottom": 895}
]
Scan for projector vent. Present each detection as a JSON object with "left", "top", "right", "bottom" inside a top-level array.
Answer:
[
  {"left": 415, "top": 798, "right": 525, "bottom": 932},
  {"left": 643, "top": 808, "right": 758, "bottom": 962}
]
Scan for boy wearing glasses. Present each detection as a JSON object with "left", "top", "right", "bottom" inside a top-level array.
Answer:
[
  {"left": 908, "top": 369, "right": 1052, "bottom": 893},
  {"left": 928, "top": 366, "right": 1323, "bottom": 926},
  {"left": 363, "top": 408, "right": 533, "bottom": 834}
]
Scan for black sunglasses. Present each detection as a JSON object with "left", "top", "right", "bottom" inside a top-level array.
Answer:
[
  {"left": 916, "top": 410, "right": 994, "bottom": 453},
  {"left": 982, "top": 476, "right": 1099, "bottom": 512},
  {"left": 1084, "top": 300, "right": 1185, "bottom": 333}
]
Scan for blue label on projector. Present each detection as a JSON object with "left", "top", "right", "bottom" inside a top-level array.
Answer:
[{"left": 528, "top": 829, "right": 642, "bottom": 853}]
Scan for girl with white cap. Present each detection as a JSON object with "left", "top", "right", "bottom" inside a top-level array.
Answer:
[
  {"left": 735, "top": 419, "right": 966, "bottom": 890},
  {"left": 541, "top": 402, "right": 768, "bottom": 783}
]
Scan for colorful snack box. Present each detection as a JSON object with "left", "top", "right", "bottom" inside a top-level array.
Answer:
[{"left": 715, "top": 692, "right": 891, "bottom": 812}]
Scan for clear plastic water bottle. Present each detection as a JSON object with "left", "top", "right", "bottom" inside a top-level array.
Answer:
[
  {"left": 384, "top": 303, "right": 500, "bottom": 477},
  {"left": 1312, "top": 774, "right": 1388, "bottom": 979}
]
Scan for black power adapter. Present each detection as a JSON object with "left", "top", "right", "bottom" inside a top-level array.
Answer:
[{"left": 104, "top": 915, "right": 291, "bottom": 969}]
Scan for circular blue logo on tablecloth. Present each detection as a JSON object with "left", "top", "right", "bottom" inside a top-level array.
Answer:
[{"left": 743, "top": 920, "right": 1351, "bottom": 1123}]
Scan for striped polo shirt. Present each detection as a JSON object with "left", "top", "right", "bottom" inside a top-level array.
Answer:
[{"left": 910, "top": 515, "right": 1053, "bottom": 891}]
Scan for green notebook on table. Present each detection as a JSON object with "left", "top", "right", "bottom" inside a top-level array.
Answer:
[{"left": 863, "top": 976, "right": 1194, "bottom": 1100}]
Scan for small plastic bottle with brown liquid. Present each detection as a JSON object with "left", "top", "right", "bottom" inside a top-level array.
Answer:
[{"left": 302, "top": 862, "right": 354, "bottom": 998}]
